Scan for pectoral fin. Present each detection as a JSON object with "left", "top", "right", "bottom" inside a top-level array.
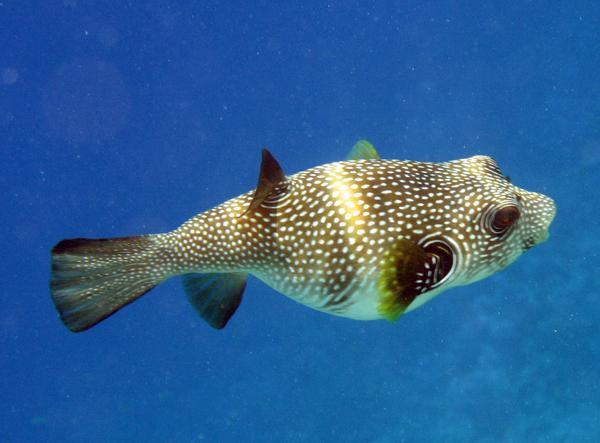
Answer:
[{"left": 377, "top": 238, "right": 454, "bottom": 321}]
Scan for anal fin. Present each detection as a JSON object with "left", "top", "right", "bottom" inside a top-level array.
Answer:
[{"left": 182, "top": 272, "right": 248, "bottom": 329}]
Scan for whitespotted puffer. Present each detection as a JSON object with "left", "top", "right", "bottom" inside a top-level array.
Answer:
[{"left": 50, "top": 141, "right": 556, "bottom": 332}]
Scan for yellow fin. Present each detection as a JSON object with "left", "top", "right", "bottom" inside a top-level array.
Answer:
[
  {"left": 377, "top": 239, "right": 427, "bottom": 321},
  {"left": 347, "top": 139, "right": 381, "bottom": 161},
  {"left": 378, "top": 238, "right": 455, "bottom": 321}
]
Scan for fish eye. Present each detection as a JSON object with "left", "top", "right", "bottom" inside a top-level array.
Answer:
[{"left": 484, "top": 204, "right": 520, "bottom": 235}]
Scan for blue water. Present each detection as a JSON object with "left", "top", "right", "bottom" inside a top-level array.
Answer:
[{"left": 2, "top": 2, "right": 598, "bottom": 442}]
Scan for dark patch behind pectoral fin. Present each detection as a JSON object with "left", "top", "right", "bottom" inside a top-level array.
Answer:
[
  {"left": 347, "top": 139, "right": 381, "bottom": 160},
  {"left": 377, "top": 238, "right": 453, "bottom": 321},
  {"left": 245, "top": 149, "right": 287, "bottom": 214},
  {"left": 182, "top": 272, "right": 248, "bottom": 329}
]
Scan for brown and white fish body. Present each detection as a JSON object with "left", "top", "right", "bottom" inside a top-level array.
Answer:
[{"left": 50, "top": 141, "right": 556, "bottom": 332}]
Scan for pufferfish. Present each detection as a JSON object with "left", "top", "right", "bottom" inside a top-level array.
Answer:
[{"left": 50, "top": 141, "right": 556, "bottom": 332}]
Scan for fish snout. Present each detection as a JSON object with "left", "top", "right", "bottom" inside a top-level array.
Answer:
[{"left": 520, "top": 191, "right": 556, "bottom": 249}]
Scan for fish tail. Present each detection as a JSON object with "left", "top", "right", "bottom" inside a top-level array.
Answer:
[{"left": 50, "top": 234, "right": 172, "bottom": 332}]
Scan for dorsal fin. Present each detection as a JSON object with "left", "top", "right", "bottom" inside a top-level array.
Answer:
[
  {"left": 246, "top": 149, "right": 287, "bottom": 214},
  {"left": 347, "top": 139, "right": 381, "bottom": 160}
]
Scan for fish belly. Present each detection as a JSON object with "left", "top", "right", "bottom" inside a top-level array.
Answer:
[{"left": 252, "top": 271, "right": 385, "bottom": 321}]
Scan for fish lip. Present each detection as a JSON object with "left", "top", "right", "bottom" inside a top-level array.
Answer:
[
  {"left": 548, "top": 201, "right": 557, "bottom": 225},
  {"left": 538, "top": 198, "right": 556, "bottom": 245}
]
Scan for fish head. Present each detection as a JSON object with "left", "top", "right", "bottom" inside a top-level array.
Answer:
[{"left": 442, "top": 155, "right": 556, "bottom": 286}]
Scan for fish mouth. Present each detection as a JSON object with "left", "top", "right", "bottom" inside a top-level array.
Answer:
[
  {"left": 540, "top": 197, "right": 556, "bottom": 243},
  {"left": 523, "top": 195, "right": 555, "bottom": 250},
  {"left": 523, "top": 230, "right": 549, "bottom": 250},
  {"left": 538, "top": 229, "right": 550, "bottom": 244},
  {"left": 547, "top": 198, "right": 557, "bottom": 225}
]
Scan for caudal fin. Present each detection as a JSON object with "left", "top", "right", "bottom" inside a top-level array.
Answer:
[{"left": 50, "top": 235, "right": 170, "bottom": 332}]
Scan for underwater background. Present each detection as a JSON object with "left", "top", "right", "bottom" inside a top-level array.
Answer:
[{"left": 2, "top": 1, "right": 599, "bottom": 442}]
